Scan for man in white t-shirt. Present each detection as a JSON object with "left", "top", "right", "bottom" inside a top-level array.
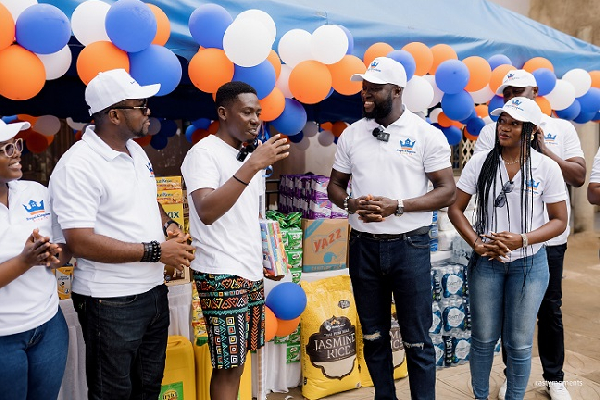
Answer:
[
  {"left": 587, "top": 147, "right": 600, "bottom": 205},
  {"left": 49, "top": 69, "right": 195, "bottom": 400},
  {"left": 327, "top": 57, "right": 456, "bottom": 400},
  {"left": 473, "top": 70, "right": 586, "bottom": 400},
  {"left": 181, "top": 81, "right": 289, "bottom": 400}
]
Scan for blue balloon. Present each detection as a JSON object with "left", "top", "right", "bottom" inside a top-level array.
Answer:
[
  {"left": 338, "top": 25, "right": 354, "bottom": 55},
  {"left": 460, "top": 110, "right": 478, "bottom": 125},
  {"left": 232, "top": 60, "right": 276, "bottom": 100},
  {"left": 577, "top": 87, "right": 600, "bottom": 113},
  {"left": 555, "top": 100, "right": 581, "bottom": 121},
  {"left": 129, "top": 45, "right": 182, "bottom": 97},
  {"left": 158, "top": 119, "right": 178, "bottom": 137},
  {"left": 387, "top": 50, "right": 416, "bottom": 81},
  {"left": 442, "top": 125, "right": 463, "bottom": 146},
  {"left": 435, "top": 60, "right": 470, "bottom": 94},
  {"left": 188, "top": 4, "right": 233, "bottom": 49},
  {"left": 106, "top": 0, "right": 156, "bottom": 52},
  {"left": 271, "top": 99, "right": 307, "bottom": 136},
  {"left": 487, "top": 54, "right": 512, "bottom": 71},
  {"left": 466, "top": 117, "right": 486, "bottom": 136},
  {"left": 15, "top": 4, "right": 70, "bottom": 54},
  {"left": 324, "top": 87, "right": 335, "bottom": 100},
  {"left": 185, "top": 125, "right": 196, "bottom": 142},
  {"left": 573, "top": 110, "right": 596, "bottom": 124},
  {"left": 1, "top": 115, "right": 18, "bottom": 123},
  {"left": 594, "top": 111, "right": 600, "bottom": 122},
  {"left": 150, "top": 134, "right": 168, "bottom": 150},
  {"left": 441, "top": 90, "right": 474, "bottom": 121},
  {"left": 192, "top": 118, "right": 211, "bottom": 130},
  {"left": 532, "top": 68, "right": 556, "bottom": 96},
  {"left": 487, "top": 95, "right": 505, "bottom": 122},
  {"left": 266, "top": 282, "right": 307, "bottom": 320},
  {"left": 288, "top": 131, "right": 304, "bottom": 143}
]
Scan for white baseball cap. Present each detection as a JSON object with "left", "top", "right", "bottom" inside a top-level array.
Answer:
[
  {"left": 496, "top": 69, "right": 537, "bottom": 95},
  {"left": 351, "top": 57, "right": 407, "bottom": 88},
  {"left": 0, "top": 119, "right": 31, "bottom": 142},
  {"left": 85, "top": 69, "right": 161, "bottom": 115},
  {"left": 491, "top": 97, "right": 542, "bottom": 125}
]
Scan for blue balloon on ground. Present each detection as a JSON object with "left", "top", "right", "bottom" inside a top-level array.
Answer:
[
  {"left": 106, "top": 0, "right": 157, "bottom": 52},
  {"left": 487, "top": 54, "right": 512, "bottom": 70},
  {"left": 466, "top": 117, "right": 486, "bottom": 136},
  {"left": 188, "top": 4, "right": 233, "bottom": 49},
  {"left": 387, "top": 49, "right": 416, "bottom": 81},
  {"left": 532, "top": 68, "right": 556, "bottom": 96},
  {"left": 192, "top": 118, "right": 211, "bottom": 130},
  {"left": 442, "top": 125, "right": 463, "bottom": 146},
  {"left": 150, "top": 134, "right": 168, "bottom": 150},
  {"left": 441, "top": 90, "right": 474, "bottom": 121},
  {"left": 232, "top": 60, "right": 276, "bottom": 100},
  {"left": 266, "top": 282, "right": 307, "bottom": 320},
  {"left": 577, "top": 87, "right": 600, "bottom": 113},
  {"left": 288, "top": 131, "right": 304, "bottom": 143},
  {"left": 158, "top": 119, "right": 178, "bottom": 137},
  {"left": 573, "top": 110, "right": 596, "bottom": 124},
  {"left": 15, "top": 4, "right": 71, "bottom": 54},
  {"left": 555, "top": 100, "right": 581, "bottom": 121},
  {"left": 129, "top": 45, "right": 182, "bottom": 96},
  {"left": 338, "top": 25, "right": 354, "bottom": 55},
  {"left": 488, "top": 95, "right": 505, "bottom": 122},
  {"left": 435, "top": 60, "right": 470, "bottom": 94},
  {"left": 271, "top": 99, "right": 307, "bottom": 136}
]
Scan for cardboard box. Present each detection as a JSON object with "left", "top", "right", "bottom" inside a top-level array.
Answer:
[
  {"left": 301, "top": 218, "right": 349, "bottom": 272},
  {"left": 155, "top": 176, "right": 183, "bottom": 191},
  {"left": 157, "top": 189, "right": 184, "bottom": 205},
  {"left": 164, "top": 265, "right": 191, "bottom": 286},
  {"left": 55, "top": 265, "right": 74, "bottom": 299}
]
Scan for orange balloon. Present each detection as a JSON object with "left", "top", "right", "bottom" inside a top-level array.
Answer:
[
  {"left": 489, "top": 64, "right": 517, "bottom": 94},
  {"left": 288, "top": 60, "right": 332, "bottom": 104},
  {"left": 464, "top": 130, "right": 478, "bottom": 141},
  {"left": 401, "top": 42, "right": 433, "bottom": 76},
  {"left": 363, "top": 42, "right": 394, "bottom": 67},
  {"left": 437, "top": 112, "right": 452, "bottom": 128},
  {"left": 320, "top": 122, "right": 333, "bottom": 131},
  {"left": 25, "top": 132, "right": 50, "bottom": 153},
  {"left": 76, "top": 41, "right": 129, "bottom": 85},
  {"left": 463, "top": 56, "right": 492, "bottom": 92},
  {"left": 475, "top": 104, "right": 488, "bottom": 118},
  {"left": 265, "top": 307, "right": 277, "bottom": 342},
  {"left": 74, "top": 130, "right": 83, "bottom": 141},
  {"left": 0, "top": 45, "right": 45, "bottom": 100},
  {"left": 188, "top": 48, "right": 234, "bottom": 94},
  {"left": 429, "top": 44, "right": 457, "bottom": 75},
  {"left": 192, "top": 128, "right": 210, "bottom": 144},
  {"left": 331, "top": 121, "right": 348, "bottom": 137},
  {"left": 327, "top": 54, "right": 366, "bottom": 96},
  {"left": 522, "top": 57, "right": 554, "bottom": 73},
  {"left": 589, "top": 71, "right": 600, "bottom": 88},
  {"left": 15, "top": 128, "right": 33, "bottom": 141},
  {"left": 207, "top": 120, "right": 219, "bottom": 135},
  {"left": 17, "top": 114, "right": 39, "bottom": 127},
  {"left": 259, "top": 87, "right": 285, "bottom": 121},
  {"left": 535, "top": 96, "right": 551, "bottom": 116},
  {"left": 267, "top": 50, "right": 282, "bottom": 80},
  {"left": 147, "top": 4, "right": 170, "bottom": 46},
  {"left": 0, "top": 3, "right": 14, "bottom": 51},
  {"left": 275, "top": 316, "right": 300, "bottom": 337},
  {"left": 133, "top": 136, "right": 152, "bottom": 147}
]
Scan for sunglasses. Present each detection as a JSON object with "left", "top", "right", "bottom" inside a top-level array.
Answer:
[
  {"left": 494, "top": 180, "right": 514, "bottom": 208},
  {"left": 108, "top": 100, "right": 150, "bottom": 115},
  {"left": 0, "top": 138, "right": 24, "bottom": 158}
]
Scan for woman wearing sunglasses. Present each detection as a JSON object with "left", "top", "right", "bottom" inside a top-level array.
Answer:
[
  {"left": 0, "top": 120, "right": 71, "bottom": 399},
  {"left": 449, "top": 97, "right": 568, "bottom": 400}
]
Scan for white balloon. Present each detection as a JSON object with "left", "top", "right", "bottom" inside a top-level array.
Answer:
[
  {"left": 422, "top": 75, "right": 443, "bottom": 108},
  {"left": 235, "top": 9, "right": 276, "bottom": 42},
  {"left": 66, "top": 117, "right": 86, "bottom": 131},
  {"left": 275, "top": 64, "right": 294, "bottom": 98},
  {"left": 37, "top": 45, "right": 72, "bottom": 80},
  {"left": 469, "top": 85, "right": 495, "bottom": 104},
  {"left": 562, "top": 68, "right": 591, "bottom": 98},
  {"left": 403, "top": 75, "right": 434, "bottom": 112},
  {"left": 148, "top": 117, "right": 161, "bottom": 136},
  {"left": 71, "top": 0, "right": 111, "bottom": 46},
  {"left": 545, "top": 79, "right": 576, "bottom": 111},
  {"left": 311, "top": 25, "right": 348, "bottom": 65},
  {"left": 278, "top": 29, "right": 312, "bottom": 68},
  {"left": 302, "top": 121, "right": 319, "bottom": 137},
  {"left": 482, "top": 116, "right": 493, "bottom": 125},
  {"left": 33, "top": 115, "right": 61, "bottom": 137},
  {"left": 317, "top": 129, "right": 335, "bottom": 147},
  {"left": 294, "top": 135, "right": 311, "bottom": 151},
  {"left": 2, "top": 0, "right": 37, "bottom": 22},
  {"left": 429, "top": 108, "right": 443, "bottom": 124},
  {"left": 223, "top": 18, "right": 273, "bottom": 67}
]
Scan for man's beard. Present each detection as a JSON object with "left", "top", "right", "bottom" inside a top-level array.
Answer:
[{"left": 363, "top": 95, "right": 393, "bottom": 120}]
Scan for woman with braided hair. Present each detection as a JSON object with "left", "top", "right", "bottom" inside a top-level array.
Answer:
[{"left": 449, "top": 97, "right": 568, "bottom": 400}]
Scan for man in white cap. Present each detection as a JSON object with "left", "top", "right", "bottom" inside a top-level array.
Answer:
[
  {"left": 474, "top": 69, "right": 586, "bottom": 400},
  {"left": 327, "top": 57, "right": 456, "bottom": 400},
  {"left": 49, "top": 69, "right": 195, "bottom": 399}
]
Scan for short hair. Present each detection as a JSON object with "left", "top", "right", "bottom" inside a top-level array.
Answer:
[{"left": 215, "top": 81, "right": 257, "bottom": 109}]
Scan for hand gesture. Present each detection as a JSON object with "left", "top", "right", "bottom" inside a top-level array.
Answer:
[
  {"left": 355, "top": 194, "right": 396, "bottom": 223},
  {"left": 248, "top": 135, "right": 290, "bottom": 170},
  {"left": 160, "top": 233, "right": 195, "bottom": 271},
  {"left": 263, "top": 267, "right": 285, "bottom": 281},
  {"left": 480, "top": 231, "right": 523, "bottom": 262},
  {"left": 19, "top": 229, "right": 53, "bottom": 268}
]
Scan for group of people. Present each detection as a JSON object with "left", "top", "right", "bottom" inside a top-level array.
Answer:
[{"left": 0, "top": 58, "right": 598, "bottom": 400}]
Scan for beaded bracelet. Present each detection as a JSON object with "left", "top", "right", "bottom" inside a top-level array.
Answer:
[{"left": 141, "top": 240, "right": 162, "bottom": 262}]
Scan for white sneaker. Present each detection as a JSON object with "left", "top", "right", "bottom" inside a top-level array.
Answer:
[
  {"left": 498, "top": 378, "right": 507, "bottom": 400},
  {"left": 547, "top": 381, "right": 572, "bottom": 400}
]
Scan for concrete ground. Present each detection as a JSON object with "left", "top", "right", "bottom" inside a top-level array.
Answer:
[{"left": 268, "top": 229, "right": 600, "bottom": 399}]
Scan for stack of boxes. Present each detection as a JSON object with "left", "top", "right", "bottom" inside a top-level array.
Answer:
[{"left": 278, "top": 174, "right": 347, "bottom": 219}]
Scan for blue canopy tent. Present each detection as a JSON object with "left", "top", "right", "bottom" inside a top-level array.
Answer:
[{"left": 1, "top": 0, "right": 599, "bottom": 123}]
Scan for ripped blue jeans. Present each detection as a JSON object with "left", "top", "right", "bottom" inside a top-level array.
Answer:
[{"left": 349, "top": 230, "right": 435, "bottom": 400}]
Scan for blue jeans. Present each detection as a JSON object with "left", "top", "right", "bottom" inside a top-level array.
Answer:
[
  {"left": 469, "top": 248, "right": 549, "bottom": 400},
  {"left": 72, "top": 284, "right": 170, "bottom": 400},
  {"left": 0, "top": 309, "right": 68, "bottom": 400},
  {"left": 348, "top": 230, "right": 436, "bottom": 400}
]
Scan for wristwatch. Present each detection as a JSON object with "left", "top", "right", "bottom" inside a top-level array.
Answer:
[
  {"left": 163, "top": 219, "right": 180, "bottom": 236},
  {"left": 394, "top": 199, "right": 404, "bottom": 216}
]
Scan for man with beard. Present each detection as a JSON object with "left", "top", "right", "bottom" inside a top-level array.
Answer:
[
  {"left": 49, "top": 69, "right": 195, "bottom": 400},
  {"left": 327, "top": 57, "right": 455, "bottom": 400}
]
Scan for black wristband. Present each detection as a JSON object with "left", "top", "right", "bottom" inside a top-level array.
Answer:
[
  {"left": 141, "top": 240, "right": 161, "bottom": 262},
  {"left": 232, "top": 175, "right": 249, "bottom": 186},
  {"left": 163, "top": 219, "right": 179, "bottom": 236}
]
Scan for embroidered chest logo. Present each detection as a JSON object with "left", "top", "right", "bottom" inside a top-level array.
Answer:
[
  {"left": 397, "top": 137, "right": 416, "bottom": 154},
  {"left": 22, "top": 199, "right": 50, "bottom": 222},
  {"left": 525, "top": 179, "right": 540, "bottom": 194},
  {"left": 543, "top": 133, "right": 558, "bottom": 146}
]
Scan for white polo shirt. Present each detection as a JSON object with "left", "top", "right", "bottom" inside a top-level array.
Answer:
[
  {"left": 49, "top": 126, "right": 164, "bottom": 297},
  {"left": 181, "top": 135, "right": 264, "bottom": 281},
  {"left": 591, "top": 147, "right": 600, "bottom": 183},
  {"left": 457, "top": 150, "right": 567, "bottom": 261},
  {"left": 0, "top": 180, "right": 63, "bottom": 336},
  {"left": 333, "top": 109, "right": 452, "bottom": 234},
  {"left": 473, "top": 114, "right": 583, "bottom": 245}
]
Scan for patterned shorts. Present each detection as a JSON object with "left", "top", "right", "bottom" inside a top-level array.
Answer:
[{"left": 193, "top": 272, "right": 265, "bottom": 369}]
